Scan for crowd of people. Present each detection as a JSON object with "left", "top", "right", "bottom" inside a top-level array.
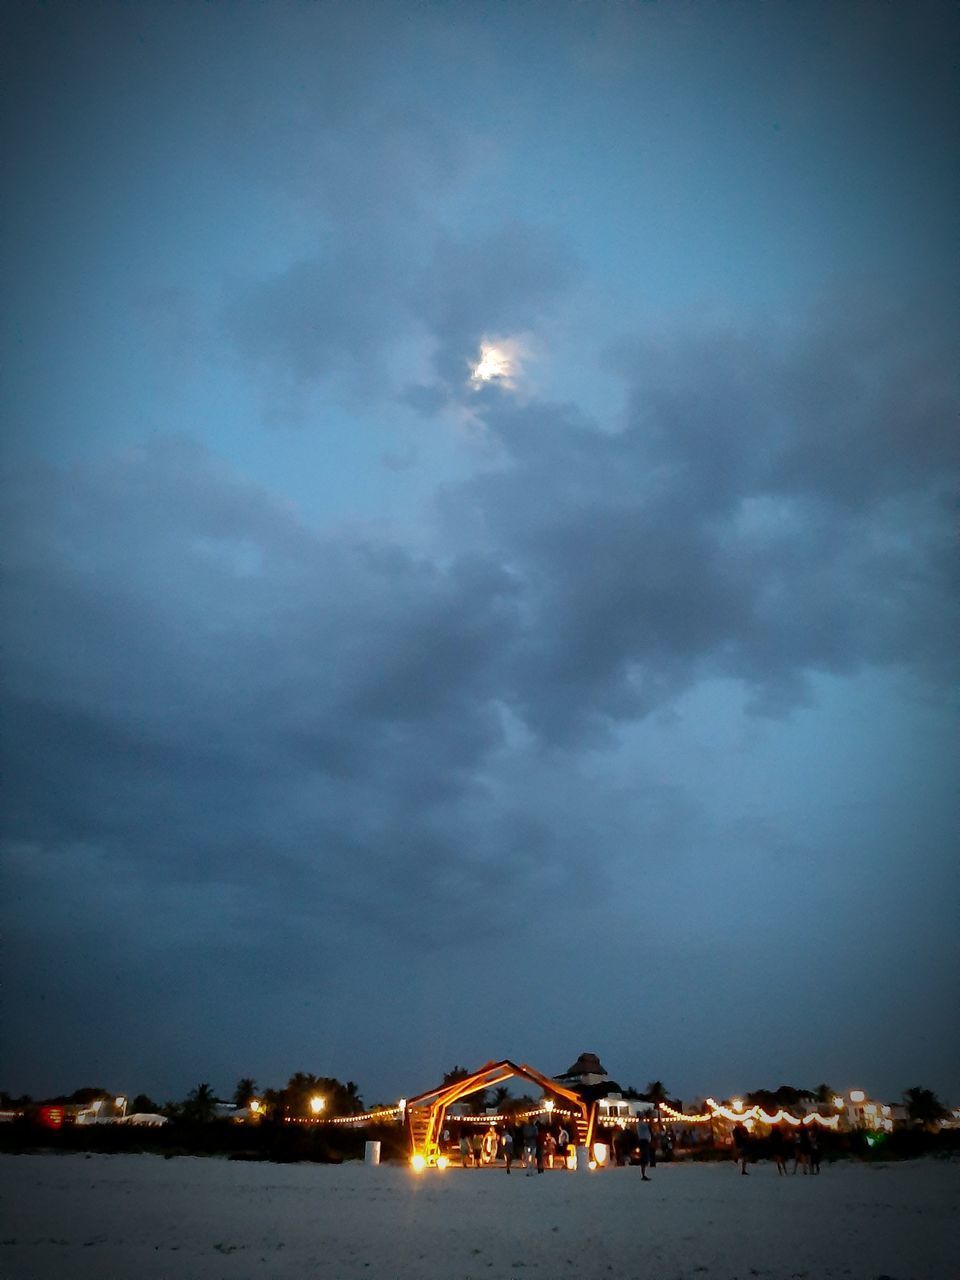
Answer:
[
  {"left": 450, "top": 1119, "right": 577, "bottom": 1173},
  {"left": 443, "top": 1115, "right": 826, "bottom": 1178},
  {"left": 732, "top": 1121, "right": 822, "bottom": 1175},
  {"left": 445, "top": 1116, "right": 666, "bottom": 1175}
]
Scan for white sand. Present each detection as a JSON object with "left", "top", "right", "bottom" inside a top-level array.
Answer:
[{"left": 1, "top": 1153, "right": 956, "bottom": 1279}]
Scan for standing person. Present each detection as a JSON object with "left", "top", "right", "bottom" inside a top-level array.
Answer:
[
  {"left": 522, "top": 1120, "right": 537, "bottom": 1174},
  {"left": 471, "top": 1130, "right": 483, "bottom": 1168},
  {"left": 610, "top": 1128, "right": 623, "bottom": 1166},
  {"left": 808, "top": 1129, "right": 821, "bottom": 1175},
  {"left": 459, "top": 1132, "right": 472, "bottom": 1167},
  {"left": 781, "top": 1125, "right": 796, "bottom": 1172},
  {"left": 543, "top": 1129, "right": 557, "bottom": 1169},
  {"left": 557, "top": 1124, "right": 570, "bottom": 1168},
  {"left": 535, "top": 1121, "right": 546, "bottom": 1174},
  {"left": 502, "top": 1127, "right": 514, "bottom": 1174},
  {"left": 482, "top": 1125, "right": 499, "bottom": 1166},
  {"left": 636, "top": 1117, "right": 653, "bottom": 1181},
  {"left": 770, "top": 1125, "right": 787, "bottom": 1175},
  {"left": 732, "top": 1122, "right": 750, "bottom": 1175},
  {"left": 794, "top": 1126, "right": 811, "bottom": 1175}
]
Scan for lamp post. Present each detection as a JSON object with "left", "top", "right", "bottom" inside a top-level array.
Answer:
[{"left": 116, "top": 1096, "right": 127, "bottom": 1120}]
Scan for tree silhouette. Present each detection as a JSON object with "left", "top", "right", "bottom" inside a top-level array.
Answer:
[
  {"left": 442, "top": 1065, "right": 471, "bottom": 1085},
  {"left": 903, "top": 1085, "right": 946, "bottom": 1129},
  {"left": 66, "top": 1087, "right": 110, "bottom": 1106},
  {"left": 281, "top": 1072, "right": 365, "bottom": 1117},
  {"left": 342, "top": 1080, "right": 363, "bottom": 1113},
  {"left": 645, "top": 1080, "right": 670, "bottom": 1125},
  {"left": 184, "top": 1082, "right": 217, "bottom": 1123},
  {"left": 745, "top": 1084, "right": 811, "bottom": 1110},
  {"left": 441, "top": 1064, "right": 486, "bottom": 1113},
  {"left": 284, "top": 1073, "right": 325, "bottom": 1115},
  {"left": 233, "top": 1077, "right": 258, "bottom": 1109}
]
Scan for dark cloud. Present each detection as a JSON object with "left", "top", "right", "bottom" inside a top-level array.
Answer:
[
  {"left": 436, "top": 293, "right": 959, "bottom": 740},
  {"left": 4, "top": 298, "right": 954, "bottom": 930},
  {"left": 224, "top": 243, "right": 412, "bottom": 404},
  {"left": 224, "top": 219, "right": 576, "bottom": 413},
  {"left": 413, "top": 224, "right": 578, "bottom": 387},
  {"left": 1, "top": 439, "right": 559, "bottom": 975}
]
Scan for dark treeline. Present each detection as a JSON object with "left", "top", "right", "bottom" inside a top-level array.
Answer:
[
  {"left": 0, "top": 1070, "right": 403, "bottom": 1164},
  {"left": 0, "top": 1070, "right": 367, "bottom": 1122}
]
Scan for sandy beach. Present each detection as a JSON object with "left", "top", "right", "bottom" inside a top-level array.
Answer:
[{"left": 1, "top": 1152, "right": 956, "bottom": 1279}]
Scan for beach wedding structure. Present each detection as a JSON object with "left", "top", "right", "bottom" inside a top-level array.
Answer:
[
  {"left": 280, "top": 1050, "right": 850, "bottom": 1170},
  {"left": 404, "top": 1059, "right": 597, "bottom": 1169}
]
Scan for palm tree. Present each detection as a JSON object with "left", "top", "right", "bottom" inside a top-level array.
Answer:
[
  {"left": 184, "top": 1082, "right": 218, "bottom": 1123},
  {"left": 283, "top": 1073, "right": 324, "bottom": 1116},
  {"left": 341, "top": 1080, "right": 364, "bottom": 1115},
  {"left": 233, "top": 1077, "right": 258, "bottom": 1109},
  {"left": 442, "top": 1065, "right": 486, "bottom": 1113},
  {"left": 645, "top": 1080, "right": 670, "bottom": 1127},
  {"left": 903, "top": 1086, "right": 946, "bottom": 1130},
  {"left": 442, "top": 1065, "right": 471, "bottom": 1085}
]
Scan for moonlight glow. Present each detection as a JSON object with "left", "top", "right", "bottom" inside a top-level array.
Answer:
[{"left": 470, "top": 340, "right": 519, "bottom": 386}]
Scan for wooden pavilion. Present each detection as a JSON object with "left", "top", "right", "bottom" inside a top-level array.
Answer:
[{"left": 405, "top": 1059, "right": 597, "bottom": 1167}]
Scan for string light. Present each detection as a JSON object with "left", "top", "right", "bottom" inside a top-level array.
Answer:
[{"left": 284, "top": 1095, "right": 842, "bottom": 1133}]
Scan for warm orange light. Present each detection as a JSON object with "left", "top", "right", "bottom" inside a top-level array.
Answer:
[
  {"left": 436, "top": 1155, "right": 449, "bottom": 1170},
  {"left": 411, "top": 1154, "right": 426, "bottom": 1172},
  {"left": 309, "top": 1095, "right": 325, "bottom": 1115}
]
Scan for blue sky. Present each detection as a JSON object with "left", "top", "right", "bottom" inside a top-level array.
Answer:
[{"left": 2, "top": 1, "right": 957, "bottom": 1109}]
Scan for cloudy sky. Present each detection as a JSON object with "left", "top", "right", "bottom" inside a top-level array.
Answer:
[{"left": 2, "top": 1, "right": 957, "bottom": 1110}]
